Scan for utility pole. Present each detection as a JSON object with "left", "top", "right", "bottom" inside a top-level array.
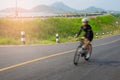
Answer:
[{"left": 16, "top": 0, "right": 18, "bottom": 17}]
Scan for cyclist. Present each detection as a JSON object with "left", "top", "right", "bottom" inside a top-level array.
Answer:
[{"left": 75, "top": 18, "right": 94, "bottom": 57}]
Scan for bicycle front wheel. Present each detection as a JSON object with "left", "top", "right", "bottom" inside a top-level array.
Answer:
[{"left": 74, "top": 46, "right": 82, "bottom": 65}]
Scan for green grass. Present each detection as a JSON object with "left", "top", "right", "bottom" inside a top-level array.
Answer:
[
  {"left": 0, "top": 37, "right": 19, "bottom": 45},
  {"left": 0, "top": 14, "right": 120, "bottom": 45}
]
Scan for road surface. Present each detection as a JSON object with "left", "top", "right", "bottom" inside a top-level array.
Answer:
[{"left": 0, "top": 35, "right": 120, "bottom": 80}]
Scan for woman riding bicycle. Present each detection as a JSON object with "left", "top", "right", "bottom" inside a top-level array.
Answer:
[{"left": 75, "top": 18, "right": 94, "bottom": 57}]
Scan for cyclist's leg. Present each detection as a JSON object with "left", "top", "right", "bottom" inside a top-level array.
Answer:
[
  {"left": 81, "top": 37, "right": 91, "bottom": 51},
  {"left": 84, "top": 38, "right": 90, "bottom": 52}
]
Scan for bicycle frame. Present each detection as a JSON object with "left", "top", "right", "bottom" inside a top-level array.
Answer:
[{"left": 74, "top": 38, "right": 92, "bottom": 65}]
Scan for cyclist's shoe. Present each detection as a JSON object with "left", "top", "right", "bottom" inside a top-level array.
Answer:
[{"left": 86, "top": 53, "right": 90, "bottom": 59}]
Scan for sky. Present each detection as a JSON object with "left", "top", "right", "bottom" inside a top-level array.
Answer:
[{"left": 0, "top": 0, "right": 119, "bottom": 11}]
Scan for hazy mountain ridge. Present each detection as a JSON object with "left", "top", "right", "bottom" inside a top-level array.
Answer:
[
  {"left": 30, "top": 5, "right": 54, "bottom": 13},
  {"left": 0, "top": 2, "right": 119, "bottom": 14},
  {"left": 0, "top": 2, "right": 76, "bottom": 13},
  {"left": 0, "top": 8, "right": 28, "bottom": 12},
  {"left": 83, "top": 6, "right": 105, "bottom": 12},
  {"left": 51, "top": 2, "right": 77, "bottom": 12}
]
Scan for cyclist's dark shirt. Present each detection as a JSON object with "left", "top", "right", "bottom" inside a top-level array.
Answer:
[{"left": 77, "top": 24, "right": 94, "bottom": 41}]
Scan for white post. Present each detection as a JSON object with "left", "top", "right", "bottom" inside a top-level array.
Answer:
[
  {"left": 96, "top": 33, "right": 98, "bottom": 38},
  {"left": 102, "top": 33, "right": 105, "bottom": 35},
  {"left": 116, "top": 21, "right": 118, "bottom": 25},
  {"left": 21, "top": 31, "right": 25, "bottom": 45},
  {"left": 56, "top": 33, "right": 59, "bottom": 43}
]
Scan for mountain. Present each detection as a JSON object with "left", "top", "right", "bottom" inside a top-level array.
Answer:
[
  {"left": 30, "top": 2, "right": 77, "bottom": 13},
  {"left": 83, "top": 6, "right": 105, "bottom": 12},
  {"left": 0, "top": 8, "right": 28, "bottom": 13},
  {"left": 30, "top": 5, "right": 54, "bottom": 13},
  {"left": 1, "top": 3, "right": 119, "bottom": 14},
  {"left": 51, "top": 2, "right": 77, "bottom": 12},
  {"left": 0, "top": 2, "right": 77, "bottom": 13}
]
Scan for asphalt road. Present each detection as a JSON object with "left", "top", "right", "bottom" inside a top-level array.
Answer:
[{"left": 0, "top": 35, "right": 120, "bottom": 80}]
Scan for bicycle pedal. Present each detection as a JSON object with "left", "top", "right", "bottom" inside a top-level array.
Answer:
[{"left": 81, "top": 53, "right": 85, "bottom": 57}]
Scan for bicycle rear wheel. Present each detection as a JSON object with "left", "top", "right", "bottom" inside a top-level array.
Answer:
[
  {"left": 84, "top": 44, "right": 92, "bottom": 61},
  {"left": 74, "top": 46, "right": 82, "bottom": 65}
]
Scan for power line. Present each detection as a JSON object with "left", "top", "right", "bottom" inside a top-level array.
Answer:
[{"left": 16, "top": 0, "right": 18, "bottom": 16}]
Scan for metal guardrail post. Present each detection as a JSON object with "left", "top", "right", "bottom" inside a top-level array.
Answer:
[
  {"left": 95, "top": 33, "right": 98, "bottom": 38},
  {"left": 102, "top": 32, "right": 105, "bottom": 35},
  {"left": 21, "top": 31, "right": 25, "bottom": 45},
  {"left": 56, "top": 33, "right": 59, "bottom": 43}
]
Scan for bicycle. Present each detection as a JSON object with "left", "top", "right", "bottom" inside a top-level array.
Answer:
[{"left": 74, "top": 38, "right": 92, "bottom": 65}]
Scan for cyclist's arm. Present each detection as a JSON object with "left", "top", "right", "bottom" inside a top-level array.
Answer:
[{"left": 76, "top": 27, "right": 83, "bottom": 38}]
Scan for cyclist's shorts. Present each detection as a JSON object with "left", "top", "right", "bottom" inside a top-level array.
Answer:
[{"left": 85, "top": 36, "right": 93, "bottom": 42}]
